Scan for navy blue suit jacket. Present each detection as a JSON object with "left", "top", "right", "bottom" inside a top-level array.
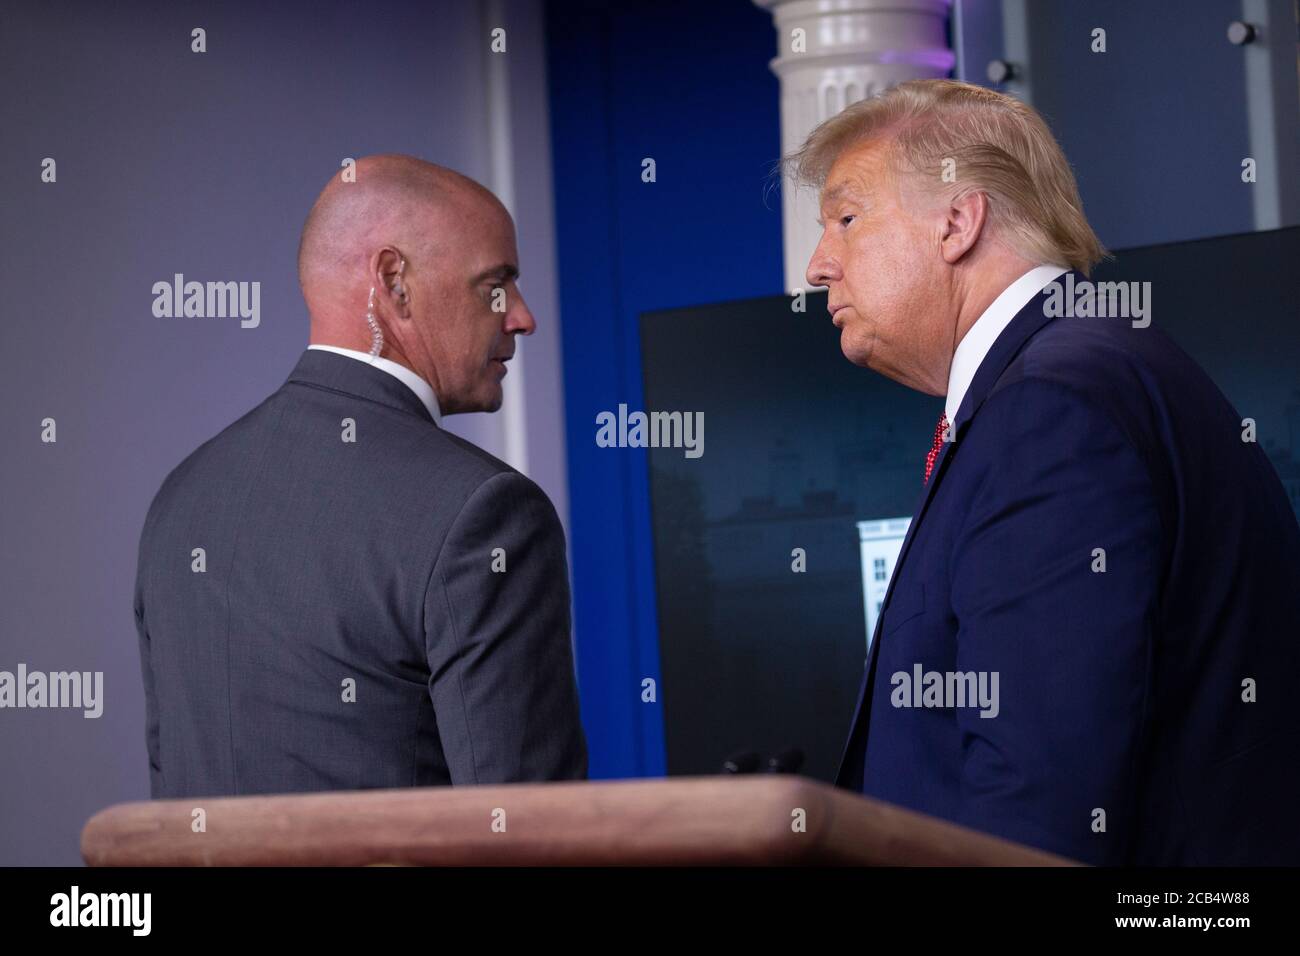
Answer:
[{"left": 834, "top": 272, "right": 1300, "bottom": 865}]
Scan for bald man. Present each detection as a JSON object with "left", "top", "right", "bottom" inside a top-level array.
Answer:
[{"left": 133, "top": 156, "right": 587, "bottom": 797}]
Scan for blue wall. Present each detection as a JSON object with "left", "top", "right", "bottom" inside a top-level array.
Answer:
[
  {"left": 546, "top": 0, "right": 784, "bottom": 777},
  {"left": 1020, "top": 0, "right": 1255, "bottom": 248},
  {"left": 953, "top": 0, "right": 1288, "bottom": 248}
]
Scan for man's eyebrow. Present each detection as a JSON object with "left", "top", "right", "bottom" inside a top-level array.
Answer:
[
  {"left": 821, "top": 182, "right": 862, "bottom": 206},
  {"left": 472, "top": 263, "right": 520, "bottom": 284}
]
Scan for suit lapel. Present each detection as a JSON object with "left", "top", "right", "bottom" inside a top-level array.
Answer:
[{"left": 833, "top": 274, "right": 1073, "bottom": 786}]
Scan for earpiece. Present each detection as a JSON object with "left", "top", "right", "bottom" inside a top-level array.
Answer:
[
  {"left": 365, "top": 286, "right": 383, "bottom": 358},
  {"left": 393, "top": 258, "right": 407, "bottom": 301}
]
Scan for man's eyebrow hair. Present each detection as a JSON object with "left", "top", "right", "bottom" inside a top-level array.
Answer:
[
  {"left": 821, "top": 182, "right": 862, "bottom": 205},
  {"left": 471, "top": 262, "right": 520, "bottom": 283}
]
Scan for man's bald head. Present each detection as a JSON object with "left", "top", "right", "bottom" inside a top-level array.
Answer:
[
  {"left": 297, "top": 154, "right": 498, "bottom": 312},
  {"left": 296, "top": 154, "right": 535, "bottom": 415}
]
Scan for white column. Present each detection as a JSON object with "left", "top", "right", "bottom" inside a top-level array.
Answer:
[
  {"left": 756, "top": 0, "right": 956, "bottom": 292},
  {"left": 1240, "top": 0, "right": 1296, "bottom": 231},
  {"left": 484, "top": 0, "right": 529, "bottom": 476},
  {"left": 448, "top": 0, "right": 569, "bottom": 534}
]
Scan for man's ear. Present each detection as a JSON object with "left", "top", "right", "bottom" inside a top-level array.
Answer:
[
  {"left": 939, "top": 189, "right": 988, "bottom": 265},
  {"left": 374, "top": 247, "right": 410, "bottom": 319}
]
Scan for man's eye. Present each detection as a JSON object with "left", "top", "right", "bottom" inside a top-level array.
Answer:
[{"left": 840, "top": 215, "right": 856, "bottom": 227}]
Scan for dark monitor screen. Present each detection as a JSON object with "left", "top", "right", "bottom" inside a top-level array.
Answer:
[{"left": 639, "top": 225, "right": 1300, "bottom": 782}]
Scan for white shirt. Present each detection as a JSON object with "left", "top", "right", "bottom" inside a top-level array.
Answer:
[
  {"left": 307, "top": 344, "right": 442, "bottom": 425},
  {"left": 944, "top": 264, "right": 1067, "bottom": 424}
]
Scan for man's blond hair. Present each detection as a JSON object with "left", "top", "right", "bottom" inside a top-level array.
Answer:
[{"left": 787, "top": 78, "right": 1107, "bottom": 276}]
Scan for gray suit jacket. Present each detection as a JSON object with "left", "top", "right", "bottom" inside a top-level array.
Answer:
[{"left": 134, "top": 349, "right": 587, "bottom": 797}]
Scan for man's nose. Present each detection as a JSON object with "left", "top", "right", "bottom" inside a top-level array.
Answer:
[
  {"left": 805, "top": 238, "right": 840, "bottom": 288},
  {"left": 507, "top": 288, "right": 536, "bottom": 335}
]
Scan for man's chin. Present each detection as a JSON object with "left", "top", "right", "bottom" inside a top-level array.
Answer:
[
  {"left": 839, "top": 330, "right": 875, "bottom": 368},
  {"left": 442, "top": 387, "right": 503, "bottom": 416}
]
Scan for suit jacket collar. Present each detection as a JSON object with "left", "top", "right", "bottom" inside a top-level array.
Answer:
[
  {"left": 284, "top": 349, "right": 436, "bottom": 425},
  {"left": 944, "top": 265, "right": 1067, "bottom": 423},
  {"left": 945, "top": 269, "right": 1079, "bottom": 443}
]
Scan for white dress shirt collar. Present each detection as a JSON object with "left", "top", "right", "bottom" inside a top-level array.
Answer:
[
  {"left": 306, "top": 344, "right": 442, "bottom": 425},
  {"left": 944, "top": 264, "right": 1068, "bottom": 424}
]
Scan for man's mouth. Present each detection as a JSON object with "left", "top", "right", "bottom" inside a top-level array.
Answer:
[{"left": 829, "top": 304, "right": 848, "bottom": 328}]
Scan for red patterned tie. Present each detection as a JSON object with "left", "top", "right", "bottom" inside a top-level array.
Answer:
[{"left": 923, "top": 412, "right": 949, "bottom": 485}]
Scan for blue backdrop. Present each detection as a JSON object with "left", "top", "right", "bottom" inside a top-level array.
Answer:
[{"left": 545, "top": 0, "right": 784, "bottom": 777}]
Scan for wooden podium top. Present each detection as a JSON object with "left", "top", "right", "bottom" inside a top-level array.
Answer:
[{"left": 81, "top": 776, "right": 1079, "bottom": 867}]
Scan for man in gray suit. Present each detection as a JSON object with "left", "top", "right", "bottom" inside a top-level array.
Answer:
[{"left": 134, "top": 155, "right": 587, "bottom": 797}]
